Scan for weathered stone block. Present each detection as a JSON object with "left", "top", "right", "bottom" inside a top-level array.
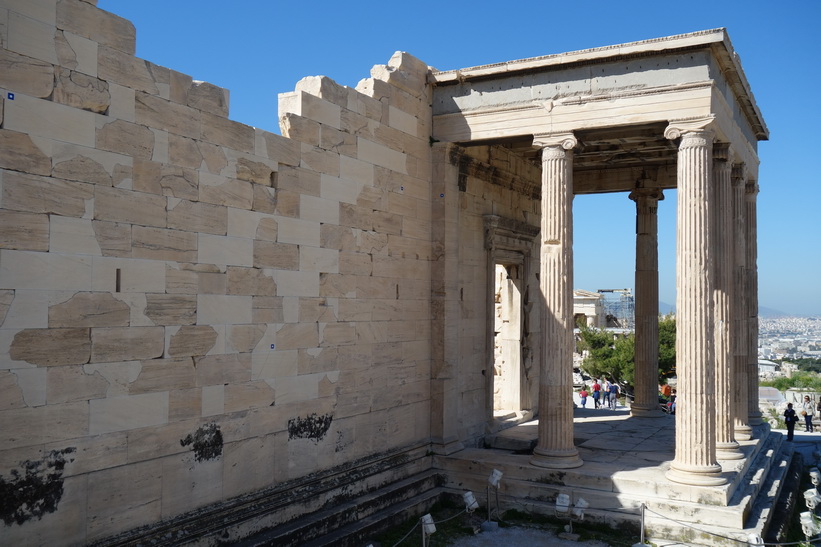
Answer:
[
  {"left": 0, "top": 370, "right": 26, "bottom": 410},
  {"left": 252, "top": 296, "right": 284, "bottom": 323},
  {"left": 50, "top": 215, "right": 105, "bottom": 255},
  {"left": 143, "top": 293, "right": 196, "bottom": 326},
  {"left": 136, "top": 91, "right": 201, "bottom": 139},
  {"left": 46, "top": 364, "right": 109, "bottom": 404},
  {"left": 201, "top": 111, "right": 254, "bottom": 152},
  {"left": 194, "top": 352, "right": 251, "bottom": 386},
  {"left": 10, "top": 327, "right": 91, "bottom": 366},
  {"left": 226, "top": 324, "right": 266, "bottom": 353},
  {"left": 199, "top": 172, "right": 253, "bottom": 209},
  {"left": 187, "top": 80, "right": 229, "bottom": 116},
  {"left": 55, "top": 29, "right": 97, "bottom": 76},
  {"left": 0, "top": 210, "right": 49, "bottom": 251},
  {"left": 7, "top": 9, "right": 57, "bottom": 64},
  {"left": 0, "top": 48, "right": 54, "bottom": 97},
  {"left": 224, "top": 380, "right": 273, "bottom": 413},
  {"left": 132, "top": 226, "right": 197, "bottom": 262},
  {"left": 196, "top": 295, "right": 252, "bottom": 325},
  {"left": 129, "top": 357, "right": 195, "bottom": 394},
  {"left": 167, "top": 325, "right": 218, "bottom": 357},
  {"left": 133, "top": 158, "right": 198, "bottom": 199},
  {"left": 168, "top": 388, "right": 201, "bottom": 422},
  {"left": 226, "top": 266, "right": 276, "bottom": 296},
  {"left": 262, "top": 130, "right": 300, "bottom": 167},
  {"left": 97, "top": 44, "right": 157, "bottom": 94},
  {"left": 274, "top": 323, "right": 319, "bottom": 351},
  {"left": 49, "top": 292, "right": 129, "bottom": 328},
  {"left": 57, "top": 0, "right": 136, "bottom": 54},
  {"left": 92, "top": 220, "right": 131, "bottom": 257},
  {"left": 94, "top": 185, "right": 166, "bottom": 227},
  {"left": 167, "top": 199, "right": 227, "bottom": 236},
  {"left": 2, "top": 170, "right": 92, "bottom": 217},
  {"left": 53, "top": 66, "right": 110, "bottom": 113},
  {"left": 298, "top": 297, "right": 337, "bottom": 323},
  {"left": 280, "top": 113, "right": 320, "bottom": 146},
  {"left": 236, "top": 156, "right": 275, "bottom": 185},
  {"left": 96, "top": 118, "right": 155, "bottom": 159},
  {"left": 300, "top": 246, "right": 339, "bottom": 273},
  {"left": 253, "top": 240, "right": 299, "bottom": 270},
  {"left": 4, "top": 91, "right": 95, "bottom": 147},
  {"left": 0, "top": 289, "right": 15, "bottom": 327},
  {"left": 300, "top": 143, "right": 340, "bottom": 177},
  {"left": 85, "top": 460, "right": 161, "bottom": 541},
  {"left": 198, "top": 233, "right": 253, "bottom": 267},
  {"left": 90, "top": 326, "right": 164, "bottom": 363},
  {"left": 52, "top": 152, "right": 113, "bottom": 186},
  {"left": 0, "top": 128, "right": 50, "bottom": 176}
]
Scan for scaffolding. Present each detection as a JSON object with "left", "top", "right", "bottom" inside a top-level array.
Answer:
[{"left": 597, "top": 289, "right": 635, "bottom": 330}]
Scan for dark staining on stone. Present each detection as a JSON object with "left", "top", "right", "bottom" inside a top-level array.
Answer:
[
  {"left": 288, "top": 413, "right": 333, "bottom": 443},
  {"left": 0, "top": 447, "right": 76, "bottom": 526},
  {"left": 180, "top": 422, "right": 223, "bottom": 462}
]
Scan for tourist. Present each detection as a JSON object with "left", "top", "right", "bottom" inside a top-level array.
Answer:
[
  {"left": 591, "top": 379, "right": 601, "bottom": 409},
  {"left": 803, "top": 395, "right": 815, "bottom": 432},
  {"left": 602, "top": 378, "right": 611, "bottom": 408},
  {"left": 784, "top": 403, "right": 798, "bottom": 442},
  {"left": 608, "top": 381, "right": 619, "bottom": 410},
  {"left": 579, "top": 386, "right": 589, "bottom": 408}
]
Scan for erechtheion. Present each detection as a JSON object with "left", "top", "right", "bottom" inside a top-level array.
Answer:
[{"left": 0, "top": 1, "right": 777, "bottom": 545}]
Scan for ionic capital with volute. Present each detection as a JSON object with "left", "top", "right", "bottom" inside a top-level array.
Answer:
[
  {"left": 664, "top": 115, "right": 717, "bottom": 144},
  {"left": 533, "top": 132, "right": 578, "bottom": 156}
]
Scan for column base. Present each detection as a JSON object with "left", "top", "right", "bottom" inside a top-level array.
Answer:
[
  {"left": 734, "top": 425, "right": 753, "bottom": 441},
  {"left": 749, "top": 411, "right": 764, "bottom": 426},
  {"left": 630, "top": 405, "right": 666, "bottom": 418},
  {"left": 716, "top": 441, "right": 744, "bottom": 460},
  {"left": 530, "top": 447, "right": 583, "bottom": 469},
  {"left": 666, "top": 462, "right": 726, "bottom": 486}
]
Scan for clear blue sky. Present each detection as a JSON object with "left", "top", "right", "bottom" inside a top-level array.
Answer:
[{"left": 100, "top": 1, "right": 821, "bottom": 317}]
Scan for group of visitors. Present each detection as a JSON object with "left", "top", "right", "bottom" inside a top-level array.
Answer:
[
  {"left": 783, "top": 395, "right": 821, "bottom": 442},
  {"left": 578, "top": 378, "right": 619, "bottom": 410}
]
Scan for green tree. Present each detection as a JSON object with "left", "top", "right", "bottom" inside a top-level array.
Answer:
[{"left": 658, "top": 314, "right": 676, "bottom": 382}]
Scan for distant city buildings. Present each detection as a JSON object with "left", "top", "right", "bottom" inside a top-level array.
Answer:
[{"left": 759, "top": 316, "right": 821, "bottom": 361}]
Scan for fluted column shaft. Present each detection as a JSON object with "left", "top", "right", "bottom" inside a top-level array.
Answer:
[
  {"left": 665, "top": 119, "right": 726, "bottom": 486},
  {"left": 746, "top": 181, "right": 762, "bottom": 426},
  {"left": 731, "top": 164, "right": 751, "bottom": 439},
  {"left": 531, "top": 133, "right": 582, "bottom": 470},
  {"left": 629, "top": 187, "right": 664, "bottom": 418},
  {"left": 712, "top": 144, "right": 742, "bottom": 459}
]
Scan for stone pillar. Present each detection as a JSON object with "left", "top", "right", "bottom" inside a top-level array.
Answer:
[
  {"left": 664, "top": 118, "right": 726, "bottom": 486},
  {"left": 746, "top": 180, "right": 763, "bottom": 426},
  {"left": 530, "top": 132, "right": 583, "bottom": 470},
  {"left": 712, "top": 143, "right": 743, "bottom": 459},
  {"left": 629, "top": 186, "right": 665, "bottom": 418},
  {"left": 731, "top": 163, "right": 752, "bottom": 440}
]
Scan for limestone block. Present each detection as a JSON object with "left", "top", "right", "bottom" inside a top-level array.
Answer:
[
  {"left": 194, "top": 352, "right": 251, "bottom": 386},
  {"left": 226, "top": 324, "right": 266, "bottom": 354},
  {"left": 52, "top": 66, "right": 110, "bottom": 113},
  {"left": 168, "top": 69, "right": 192, "bottom": 104},
  {"left": 4, "top": 92, "right": 95, "bottom": 147},
  {"left": 199, "top": 172, "right": 253, "bottom": 209},
  {"left": 167, "top": 325, "right": 218, "bottom": 357},
  {"left": 168, "top": 134, "right": 227, "bottom": 173},
  {"left": 299, "top": 246, "right": 339, "bottom": 274},
  {"left": 225, "top": 266, "right": 276, "bottom": 296},
  {"left": 92, "top": 220, "right": 131, "bottom": 257},
  {"left": 280, "top": 113, "right": 320, "bottom": 146},
  {"left": 201, "top": 111, "right": 254, "bottom": 153},
  {"left": 236, "top": 156, "right": 275, "bottom": 185},
  {"left": 0, "top": 401, "right": 88, "bottom": 449},
  {"left": 47, "top": 429, "right": 128, "bottom": 477},
  {"left": 222, "top": 435, "right": 276, "bottom": 499},
  {"left": 357, "top": 137, "right": 407, "bottom": 174},
  {"left": 56, "top": 30, "right": 97, "bottom": 77},
  {"left": 319, "top": 273, "right": 355, "bottom": 299},
  {"left": 90, "top": 326, "right": 164, "bottom": 363},
  {"left": 52, "top": 142, "right": 132, "bottom": 186},
  {"left": 96, "top": 118, "right": 155, "bottom": 159},
  {"left": 132, "top": 159, "right": 198, "bottom": 199},
  {"left": 2, "top": 0, "right": 58, "bottom": 25},
  {"left": 273, "top": 323, "right": 318, "bottom": 352},
  {"left": 339, "top": 252, "right": 373, "bottom": 276},
  {"left": 319, "top": 323, "right": 356, "bottom": 347},
  {"left": 167, "top": 199, "right": 227, "bottom": 236},
  {"left": 273, "top": 188, "right": 299, "bottom": 218},
  {"left": 296, "top": 194, "right": 338, "bottom": 226},
  {"left": 164, "top": 265, "right": 197, "bottom": 295},
  {"left": 188, "top": 80, "right": 229, "bottom": 117},
  {"left": 48, "top": 291, "right": 129, "bottom": 328},
  {"left": 7, "top": 10, "right": 57, "bottom": 64},
  {"left": 252, "top": 296, "right": 284, "bottom": 324},
  {"left": 340, "top": 154, "right": 375, "bottom": 186},
  {"left": 160, "top": 451, "right": 223, "bottom": 519},
  {"left": 201, "top": 384, "right": 224, "bottom": 417},
  {"left": 136, "top": 91, "right": 201, "bottom": 139},
  {"left": 94, "top": 185, "right": 166, "bottom": 227},
  {"left": 198, "top": 233, "right": 253, "bottom": 267},
  {"left": 0, "top": 48, "right": 54, "bottom": 97},
  {"left": 50, "top": 215, "right": 106, "bottom": 255},
  {"left": 300, "top": 143, "right": 340, "bottom": 177},
  {"left": 0, "top": 289, "right": 14, "bottom": 326},
  {"left": 272, "top": 372, "right": 325, "bottom": 405},
  {"left": 0, "top": 250, "right": 92, "bottom": 294},
  {"left": 298, "top": 297, "right": 337, "bottom": 323},
  {"left": 0, "top": 210, "right": 49, "bottom": 251},
  {"left": 2, "top": 170, "right": 93, "bottom": 218},
  {"left": 97, "top": 45, "right": 158, "bottom": 94},
  {"left": 82, "top": 360, "right": 140, "bottom": 397},
  {"left": 143, "top": 294, "right": 196, "bottom": 326},
  {"left": 108, "top": 82, "right": 135, "bottom": 122},
  {"left": 9, "top": 327, "right": 90, "bottom": 366},
  {"left": 289, "top": 86, "right": 342, "bottom": 129},
  {"left": 197, "top": 271, "right": 227, "bottom": 295},
  {"left": 0, "top": 370, "right": 26, "bottom": 409},
  {"left": 128, "top": 357, "right": 195, "bottom": 394},
  {"left": 132, "top": 225, "right": 197, "bottom": 262},
  {"left": 253, "top": 240, "right": 299, "bottom": 270},
  {"left": 297, "top": 347, "right": 340, "bottom": 376},
  {"left": 197, "top": 295, "right": 252, "bottom": 325},
  {"left": 338, "top": 203, "right": 372, "bottom": 231},
  {"left": 262, "top": 131, "right": 300, "bottom": 167},
  {"left": 89, "top": 391, "right": 168, "bottom": 436},
  {"left": 57, "top": 0, "right": 136, "bottom": 54},
  {"left": 223, "top": 381, "right": 273, "bottom": 415},
  {"left": 274, "top": 216, "right": 318, "bottom": 247},
  {"left": 225, "top": 209, "right": 268, "bottom": 240},
  {"left": 336, "top": 299, "right": 372, "bottom": 322},
  {"left": 274, "top": 270, "right": 319, "bottom": 298},
  {"left": 46, "top": 364, "right": 108, "bottom": 403},
  {"left": 0, "top": 130, "right": 49, "bottom": 178},
  {"left": 169, "top": 388, "right": 201, "bottom": 422}
]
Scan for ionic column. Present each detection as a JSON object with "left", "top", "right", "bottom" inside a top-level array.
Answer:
[
  {"left": 731, "top": 163, "right": 752, "bottom": 440},
  {"left": 530, "top": 132, "right": 583, "bottom": 470},
  {"left": 713, "top": 143, "right": 743, "bottom": 460},
  {"left": 664, "top": 118, "right": 726, "bottom": 486},
  {"left": 746, "top": 180, "right": 763, "bottom": 426},
  {"left": 629, "top": 186, "right": 665, "bottom": 418}
]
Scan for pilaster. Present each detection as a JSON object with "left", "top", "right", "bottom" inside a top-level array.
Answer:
[
  {"left": 731, "top": 163, "right": 751, "bottom": 440},
  {"left": 664, "top": 117, "right": 726, "bottom": 485},
  {"left": 629, "top": 185, "right": 665, "bottom": 418},
  {"left": 712, "top": 143, "right": 742, "bottom": 459},
  {"left": 530, "top": 132, "right": 582, "bottom": 470}
]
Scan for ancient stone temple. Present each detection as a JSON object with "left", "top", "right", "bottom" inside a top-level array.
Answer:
[{"left": 1, "top": 1, "right": 775, "bottom": 545}]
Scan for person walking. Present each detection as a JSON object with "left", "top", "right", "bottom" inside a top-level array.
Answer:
[
  {"left": 579, "top": 387, "right": 589, "bottom": 408},
  {"left": 591, "top": 379, "right": 601, "bottom": 409},
  {"left": 602, "top": 379, "right": 611, "bottom": 408},
  {"left": 608, "top": 381, "right": 619, "bottom": 410},
  {"left": 803, "top": 395, "right": 815, "bottom": 432},
  {"left": 785, "top": 403, "right": 798, "bottom": 441}
]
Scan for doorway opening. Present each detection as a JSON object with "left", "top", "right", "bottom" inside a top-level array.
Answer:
[{"left": 493, "top": 262, "right": 524, "bottom": 418}]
